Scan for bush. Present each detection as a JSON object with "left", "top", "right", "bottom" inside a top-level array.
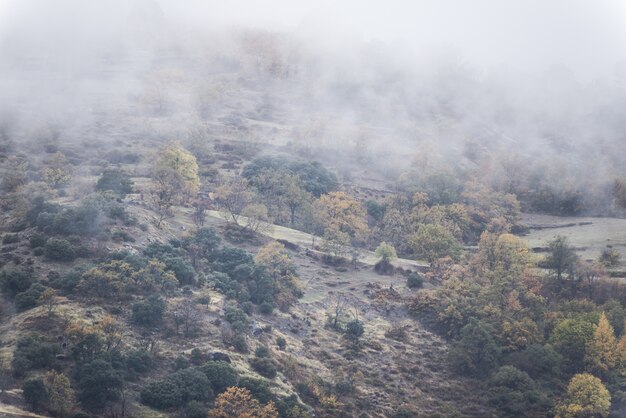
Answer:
[
  {"left": 599, "top": 248, "right": 621, "bottom": 267},
  {"left": 132, "top": 295, "right": 166, "bottom": 327},
  {"left": 345, "top": 319, "right": 365, "bottom": 343},
  {"left": 200, "top": 361, "right": 239, "bottom": 394},
  {"left": 22, "top": 378, "right": 48, "bottom": 410},
  {"left": 0, "top": 268, "right": 34, "bottom": 298},
  {"left": 259, "top": 301, "right": 274, "bottom": 315},
  {"left": 95, "top": 169, "right": 133, "bottom": 197},
  {"left": 232, "top": 334, "right": 249, "bottom": 354},
  {"left": 125, "top": 349, "right": 153, "bottom": 374},
  {"left": 276, "top": 337, "right": 287, "bottom": 350},
  {"left": 406, "top": 272, "right": 424, "bottom": 289},
  {"left": 224, "top": 306, "right": 249, "bottom": 332},
  {"left": 33, "top": 247, "right": 44, "bottom": 256},
  {"left": 141, "top": 379, "right": 183, "bottom": 410},
  {"left": 2, "top": 233, "right": 19, "bottom": 244},
  {"left": 141, "top": 368, "right": 212, "bottom": 410},
  {"left": 250, "top": 357, "right": 277, "bottom": 379},
  {"left": 239, "top": 377, "right": 273, "bottom": 404},
  {"left": 15, "top": 283, "right": 48, "bottom": 311},
  {"left": 77, "top": 359, "right": 124, "bottom": 410},
  {"left": 12, "top": 335, "right": 58, "bottom": 377},
  {"left": 29, "top": 233, "right": 48, "bottom": 248},
  {"left": 44, "top": 238, "right": 76, "bottom": 261},
  {"left": 183, "top": 400, "right": 208, "bottom": 418}
]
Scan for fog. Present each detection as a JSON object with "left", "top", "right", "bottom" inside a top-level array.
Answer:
[{"left": 1, "top": 0, "right": 626, "bottom": 215}]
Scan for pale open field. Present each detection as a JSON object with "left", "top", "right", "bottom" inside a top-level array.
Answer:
[{"left": 520, "top": 213, "right": 626, "bottom": 269}]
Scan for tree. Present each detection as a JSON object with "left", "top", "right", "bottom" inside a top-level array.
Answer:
[
  {"left": 412, "top": 223, "right": 459, "bottom": 264},
  {"left": 488, "top": 366, "right": 549, "bottom": 418},
  {"left": 42, "top": 152, "right": 72, "bottom": 188},
  {"left": 449, "top": 319, "right": 500, "bottom": 378},
  {"left": 77, "top": 359, "right": 123, "bottom": 410},
  {"left": 22, "top": 378, "right": 48, "bottom": 411},
  {"left": 132, "top": 295, "right": 166, "bottom": 328},
  {"left": 170, "top": 298, "right": 202, "bottom": 337},
  {"left": 549, "top": 318, "right": 595, "bottom": 374},
  {"left": 255, "top": 242, "right": 301, "bottom": 310},
  {"left": 315, "top": 192, "right": 369, "bottom": 246},
  {"left": 585, "top": 313, "right": 619, "bottom": 376},
  {"left": 44, "top": 371, "right": 74, "bottom": 417},
  {"left": 545, "top": 236, "right": 578, "bottom": 284},
  {"left": 556, "top": 373, "right": 610, "bottom": 418},
  {"left": 38, "top": 287, "right": 57, "bottom": 316},
  {"left": 375, "top": 242, "right": 397, "bottom": 264},
  {"left": 215, "top": 176, "right": 254, "bottom": 225},
  {"left": 150, "top": 144, "right": 200, "bottom": 226},
  {"left": 208, "top": 387, "right": 278, "bottom": 418},
  {"left": 200, "top": 361, "right": 240, "bottom": 394}
]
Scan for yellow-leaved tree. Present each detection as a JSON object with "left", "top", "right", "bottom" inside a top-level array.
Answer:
[
  {"left": 556, "top": 373, "right": 610, "bottom": 418},
  {"left": 150, "top": 143, "right": 200, "bottom": 226},
  {"left": 208, "top": 387, "right": 278, "bottom": 418},
  {"left": 314, "top": 191, "right": 369, "bottom": 258}
]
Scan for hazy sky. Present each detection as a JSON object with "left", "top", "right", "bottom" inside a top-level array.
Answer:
[{"left": 1, "top": 0, "right": 626, "bottom": 79}]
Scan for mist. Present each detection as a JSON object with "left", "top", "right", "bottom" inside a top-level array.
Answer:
[{"left": 1, "top": 0, "right": 626, "bottom": 215}]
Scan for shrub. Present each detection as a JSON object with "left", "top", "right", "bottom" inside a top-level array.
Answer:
[
  {"left": 169, "top": 368, "right": 213, "bottom": 403},
  {"left": 259, "top": 301, "right": 274, "bottom": 315},
  {"left": 276, "top": 337, "right": 287, "bottom": 350},
  {"left": 345, "top": 319, "right": 365, "bottom": 343},
  {"left": 22, "top": 378, "right": 48, "bottom": 410},
  {"left": 125, "top": 350, "right": 153, "bottom": 374},
  {"left": 77, "top": 359, "right": 124, "bottom": 410},
  {"left": 232, "top": 334, "right": 249, "bottom": 354},
  {"left": 33, "top": 247, "right": 44, "bottom": 256},
  {"left": 12, "top": 335, "right": 58, "bottom": 377},
  {"left": 29, "top": 233, "right": 48, "bottom": 248},
  {"left": 238, "top": 377, "right": 272, "bottom": 404},
  {"left": 224, "top": 306, "right": 249, "bottom": 332},
  {"left": 183, "top": 400, "right": 208, "bottom": 418},
  {"left": 406, "top": 272, "right": 424, "bottom": 289},
  {"left": 141, "top": 379, "right": 183, "bottom": 409},
  {"left": 599, "top": 248, "right": 621, "bottom": 267},
  {"left": 44, "top": 238, "right": 76, "bottom": 261},
  {"left": 132, "top": 295, "right": 166, "bottom": 327},
  {"left": 249, "top": 357, "right": 277, "bottom": 379},
  {"left": 200, "top": 361, "right": 239, "bottom": 394},
  {"left": 95, "top": 169, "right": 133, "bottom": 197},
  {"left": 2, "top": 233, "right": 19, "bottom": 244},
  {"left": 0, "top": 268, "right": 34, "bottom": 298},
  {"left": 15, "top": 283, "right": 48, "bottom": 311}
]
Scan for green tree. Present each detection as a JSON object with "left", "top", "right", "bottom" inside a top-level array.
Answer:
[
  {"left": 412, "top": 223, "right": 459, "bottom": 264},
  {"left": 375, "top": 242, "right": 397, "bottom": 264},
  {"left": 489, "top": 366, "right": 550, "bottom": 417},
  {"left": 22, "top": 378, "right": 48, "bottom": 411},
  {"left": 95, "top": 169, "right": 133, "bottom": 197},
  {"left": 556, "top": 373, "right": 610, "bottom": 418},
  {"left": 449, "top": 319, "right": 500, "bottom": 377},
  {"left": 549, "top": 318, "right": 595, "bottom": 374},
  {"left": 77, "top": 359, "right": 123, "bottom": 410},
  {"left": 545, "top": 236, "right": 578, "bottom": 284}
]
